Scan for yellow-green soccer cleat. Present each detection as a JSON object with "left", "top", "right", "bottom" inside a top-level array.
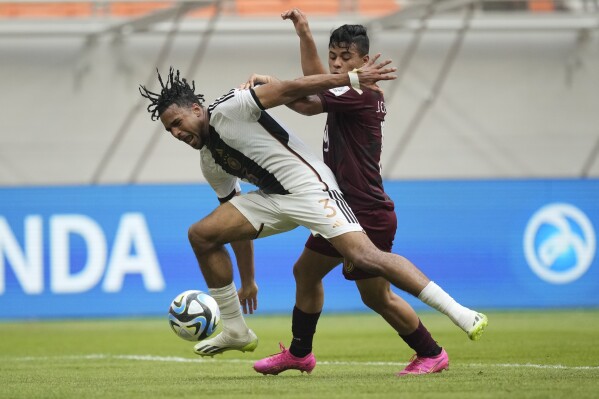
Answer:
[
  {"left": 467, "top": 313, "right": 488, "bottom": 341},
  {"left": 194, "top": 329, "right": 258, "bottom": 357}
]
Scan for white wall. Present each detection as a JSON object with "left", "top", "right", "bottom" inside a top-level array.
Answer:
[{"left": 0, "top": 26, "right": 597, "bottom": 186}]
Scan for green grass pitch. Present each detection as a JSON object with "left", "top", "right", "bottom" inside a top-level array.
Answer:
[{"left": 1, "top": 310, "right": 598, "bottom": 398}]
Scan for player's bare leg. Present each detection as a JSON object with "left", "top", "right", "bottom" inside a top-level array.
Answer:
[
  {"left": 330, "top": 232, "right": 488, "bottom": 340},
  {"left": 356, "top": 277, "right": 419, "bottom": 335},
  {"left": 188, "top": 203, "right": 256, "bottom": 286},
  {"left": 293, "top": 249, "right": 339, "bottom": 313},
  {"left": 355, "top": 277, "right": 419, "bottom": 334},
  {"left": 188, "top": 203, "right": 259, "bottom": 356}
]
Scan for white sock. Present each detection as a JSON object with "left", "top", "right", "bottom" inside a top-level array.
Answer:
[
  {"left": 418, "top": 281, "right": 477, "bottom": 332},
  {"left": 209, "top": 282, "right": 249, "bottom": 338}
]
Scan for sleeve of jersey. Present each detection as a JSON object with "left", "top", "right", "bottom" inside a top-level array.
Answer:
[
  {"left": 200, "top": 149, "right": 241, "bottom": 203},
  {"left": 211, "top": 88, "right": 263, "bottom": 122},
  {"left": 318, "top": 87, "right": 370, "bottom": 113}
]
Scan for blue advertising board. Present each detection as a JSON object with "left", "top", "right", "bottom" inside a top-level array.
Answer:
[{"left": 0, "top": 179, "right": 597, "bottom": 319}]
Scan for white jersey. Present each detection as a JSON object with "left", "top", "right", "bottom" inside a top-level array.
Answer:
[{"left": 200, "top": 88, "right": 340, "bottom": 201}]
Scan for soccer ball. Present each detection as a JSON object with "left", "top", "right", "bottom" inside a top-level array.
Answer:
[{"left": 168, "top": 290, "right": 220, "bottom": 341}]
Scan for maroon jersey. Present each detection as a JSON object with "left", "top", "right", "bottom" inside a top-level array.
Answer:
[
  {"left": 317, "top": 86, "right": 394, "bottom": 212},
  {"left": 306, "top": 86, "right": 396, "bottom": 280}
]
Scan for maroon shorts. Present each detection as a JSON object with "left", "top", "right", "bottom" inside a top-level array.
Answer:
[{"left": 305, "top": 207, "right": 397, "bottom": 280}]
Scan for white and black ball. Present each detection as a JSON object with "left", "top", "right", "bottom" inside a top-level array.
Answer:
[{"left": 168, "top": 290, "right": 220, "bottom": 341}]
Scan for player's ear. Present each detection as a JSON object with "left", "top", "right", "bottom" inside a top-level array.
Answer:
[
  {"left": 362, "top": 54, "right": 370, "bottom": 64},
  {"left": 191, "top": 102, "right": 202, "bottom": 116}
]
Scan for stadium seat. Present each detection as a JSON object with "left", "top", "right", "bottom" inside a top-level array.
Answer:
[
  {"left": 357, "top": 0, "right": 400, "bottom": 16},
  {"left": 108, "top": 2, "right": 173, "bottom": 17},
  {"left": 528, "top": 0, "right": 555, "bottom": 12},
  {"left": 0, "top": 2, "right": 92, "bottom": 18},
  {"left": 0, "top": 0, "right": 401, "bottom": 19},
  {"left": 235, "top": 0, "right": 339, "bottom": 16}
]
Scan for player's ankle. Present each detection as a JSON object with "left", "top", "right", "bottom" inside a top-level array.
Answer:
[{"left": 289, "top": 345, "right": 312, "bottom": 358}]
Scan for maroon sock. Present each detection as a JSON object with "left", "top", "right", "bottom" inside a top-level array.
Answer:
[{"left": 400, "top": 319, "right": 442, "bottom": 358}]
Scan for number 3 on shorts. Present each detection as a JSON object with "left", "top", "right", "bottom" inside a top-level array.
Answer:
[{"left": 318, "top": 198, "right": 337, "bottom": 218}]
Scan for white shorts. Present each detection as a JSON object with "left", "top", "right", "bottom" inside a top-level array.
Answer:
[{"left": 229, "top": 189, "right": 363, "bottom": 240}]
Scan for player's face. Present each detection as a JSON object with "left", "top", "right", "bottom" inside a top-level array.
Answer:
[
  {"left": 160, "top": 103, "right": 205, "bottom": 150},
  {"left": 328, "top": 43, "right": 369, "bottom": 74}
]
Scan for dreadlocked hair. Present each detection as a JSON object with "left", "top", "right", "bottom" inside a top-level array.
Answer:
[{"left": 139, "top": 67, "right": 205, "bottom": 121}]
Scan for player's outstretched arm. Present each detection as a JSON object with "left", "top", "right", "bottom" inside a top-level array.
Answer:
[
  {"left": 253, "top": 54, "right": 396, "bottom": 109},
  {"left": 282, "top": 8, "right": 326, "bottom": 76},
  {"left": 240, "top": 73, "right": 324, "bottom": 116}
]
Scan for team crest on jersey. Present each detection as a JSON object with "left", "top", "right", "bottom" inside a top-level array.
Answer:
[
  {"left": 227, "top": 157, "right": 241, "bottom": 170},
  {"left": 329, "top": 86, "right": 350, "bottom": 97}
]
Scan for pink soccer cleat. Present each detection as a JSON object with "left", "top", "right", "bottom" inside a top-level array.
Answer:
[
  {"left": 253, "top": 343, "right": 316, "bottom": 375},
  {"left": 396, "top": 348, "right": 449, "bottom": 376}
]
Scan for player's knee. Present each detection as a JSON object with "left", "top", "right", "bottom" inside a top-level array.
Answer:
[
  {"left": 188, "top": 222, "right": 217, "bottom": 252},
  {"left": 293, "top": 261, "right": 318, "bottom": 285},
  {"left": 292, "top": 261, "right": 302, "bottom": 282},
  {"left": 187, "top": 223, "right": 204, "bottom": 248}
]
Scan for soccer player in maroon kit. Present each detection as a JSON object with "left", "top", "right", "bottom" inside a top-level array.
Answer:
[{"left": 251, "top": 9, "right": 486, "bottom": 376}]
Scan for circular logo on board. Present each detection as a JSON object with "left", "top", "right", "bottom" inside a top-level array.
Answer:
[{"left": 524, "top": 203, "right": 595, "bottom": 284}]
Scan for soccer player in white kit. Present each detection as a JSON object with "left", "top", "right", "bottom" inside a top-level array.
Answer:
[{"left": 139, "top": 63, "right": 487, "bottom": 360}]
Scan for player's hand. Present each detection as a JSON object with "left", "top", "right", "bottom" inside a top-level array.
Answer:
[
  {"left": 281, "top": 8, "right": 310, "bottom": 37},
  {"left": 238, "top": 281, "right": 258, "bottom": 314},
  {"left": 239, "top": 73, "right": 275, "bottom": 90},
  {"left": 354, "top": 53, "right": 397, "bottom": 93}
]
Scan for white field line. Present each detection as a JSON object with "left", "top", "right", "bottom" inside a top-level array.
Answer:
[{"left": 6, "top": 354, "right": 599, "bottom": 370}]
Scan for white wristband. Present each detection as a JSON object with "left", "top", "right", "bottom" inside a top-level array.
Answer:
[{"left": 348, "top": 69, "right": 363, "bottom": 95}]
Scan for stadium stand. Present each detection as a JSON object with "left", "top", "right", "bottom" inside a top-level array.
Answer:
[
  {"left": 4, "top": 0, "right": 588, "bottom": 22},
  {"left": 0, "top": 0, "right": 401, "bottom": 19},
  {"left": 0, "top": 0, "right": 580, "bottom": 21},
  {"left": 0, "top": 2, "right": 94, "bottom": 18}
]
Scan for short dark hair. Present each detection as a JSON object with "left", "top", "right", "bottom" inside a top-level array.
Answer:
[
  {"left": 139, "top": 67, "right": 205, "bottom": 121},
  {"left": 329, "top": 24, "right": 369, "bottom": 56}
]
